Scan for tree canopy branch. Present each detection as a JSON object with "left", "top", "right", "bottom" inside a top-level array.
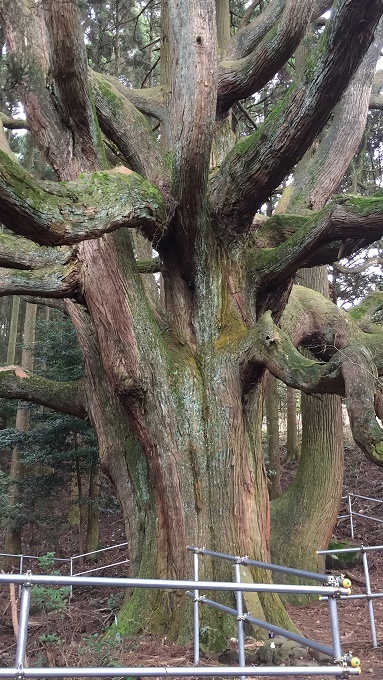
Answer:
[
  {"left": 0, "top": 232, "right": 71, "bottom": 269},
  {"left": 249, "top": 196, "right": 383, "bottom": 291},
  {"left": 218, "top": 0, "right": 313, "bottom": 114},
  {"left": 0, "top": 366, "right": 86, "bottom": 419},
  {"left": 0, "top": 152, "right": 169, "bottom": 246},
  {"left": 0, "top": 114, "right": 29, "bottom": 131},
  {"left": 167, "top": 0, "right": 217, "bottom": 274},
  {"left": 99, "top": 74, "right": 169, "bottom": 126},
  {"left": 241, "top": 304, "right": 383, "bottom": 466},
  {"left": 282, "top": 21, "right": 383, "bottom": 213},
  {"left": 225, "top": 0, "right": 286, "bottom": 61},
  {"left": 0, "top": 0, "right": 102, "bottom": 180},
  {"left": 42, "top": 0, "right": 107, "bottom": 171},
  {"left": 211, "top": 0, "right": 383, "bottom": 235},
  {"left": 90, "top": 71, "right": 169, "bottom": 187},
  {"left": 0, "top": 263, "right": 79, "bottom": 298}
]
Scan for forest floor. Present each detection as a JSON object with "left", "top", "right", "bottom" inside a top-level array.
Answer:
[{"left": 1, "top": 443, "right": 383, "bottom": 678}]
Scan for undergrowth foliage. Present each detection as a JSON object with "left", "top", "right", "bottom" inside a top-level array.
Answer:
[{"left": 30, "top": 553, "right": 70, "bottom": 615}]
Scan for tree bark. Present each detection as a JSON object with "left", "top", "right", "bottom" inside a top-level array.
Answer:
[{"left": 271, "top": 381, "right": 343, "bottom": 602}]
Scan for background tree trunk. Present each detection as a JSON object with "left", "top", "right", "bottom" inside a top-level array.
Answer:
[
  {"left": 4, "top": 302, "right": 37, "bottom": 559},
  {"left": 286, "top": 387, "right": 300, "bottom": 463},
  {"left": 265, "top": 373, "right": 282, "bottom": 499},
  {"left": 85, "top": 463, "right": 100, "bottom": 554}
]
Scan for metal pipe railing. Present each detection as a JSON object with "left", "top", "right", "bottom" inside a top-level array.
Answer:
[
  {"left": 187, "top": 546, "right": 330, "bottom": 583},
  {"left": 0, "top": 549, "right": 360, "bottom": 679},
  {"left": 187, "top": 546, "right": 362, "bottom": 678},
  {"left": 318, "top": 543, "right": 383, "bottom": 648},
  {"left": 318, "top": 544, "right": 383, "bottom": 555},
  {"left": 0, "top": 573, "right": 351, "bottom": 596},
  {"left": 233, "top": 562, "right": 246, "bottom": 680},
  {"left": 327, "top": 596, "right": 342, "bottom": 660},
  {"left": 74, "top": 559, "right": 129, "bottom": 577},
  {"left": 186, "top": 593, "right": 335, "bottom": 658},
  {"left": 192, "top": 550, "right": 200, "bottom": 665},
  {"left": 69, "top": 542, "right": 129, "bottom": 563},
  {"left": 0, "top": 665, "right": 362, "bottom": 677},
  {"left": 362, "top": 550, "right": 378, "bottom": 648},
  {"left": 15, "top": 580, "right": 31, "bottom": 668},
  {"left": 338, "top": 492, "right": 383, "bottom": 539}
]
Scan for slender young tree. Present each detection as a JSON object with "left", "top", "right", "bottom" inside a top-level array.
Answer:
[
  {"left": 265, "top": 374, "right": 282, "bottom": 500},
  {"left": 0, "top": 0, "right": 383, "bottom": 636},
  {"left": 4, "top": 302, "right": 36, "bottom": 557},
  {"left": 286, "top": 388, "right": 300, "bottom": 463}
]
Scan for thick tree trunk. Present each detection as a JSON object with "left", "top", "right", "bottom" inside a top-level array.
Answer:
[
  {"left": 271, "top": 381, "right": 343, "bottom": 601},
  {"left": 271, "top": 268, "right": 344, "bottom": 594},
  {"left": 1, "top": 0, "right": 383, "bottom": 647},
  {"left": 63, "top": 230, "right": 294, "bottom": 638}
]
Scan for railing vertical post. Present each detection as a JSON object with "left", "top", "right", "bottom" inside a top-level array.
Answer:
[
  {"left": 15, "top": 572, "right": 32, "bottom": 670},
  {"left": 19, "top": 554, "right": 23, "bottom": 598},
  {"left": 348, "top": 494, "right": 354, "bottom": 540},
  {"left": 362, "top": 549, "right": 378, "bottom": 647},
  {"left": 193, "top": 550, "right": 200, "bottom": 665},
  {"left": 70, "top": 555, "right": 73, "bottom": 600},
  {"left": 327, "top": 595, "right": 342, "bottom": 662},
  {"left": 234, "top": 560, "right": 246, "bottom": 680}
]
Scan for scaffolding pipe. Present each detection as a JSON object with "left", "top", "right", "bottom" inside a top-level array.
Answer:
[
  {"left": 318, "top": 545, "right": 383, "bottom": 555},
  {"left": 0, "top": 667, "right": 361, "bottom": 678},
  {"left": 327, "top": 597, "right": 342, "bottom": 661},
  {"left": 0, "top": 553, "right": 68, "bottom": 562},
  {"left": 344, "top": 512, "right": 383, "bottom": 526},
  {"left": 187, "top": 547, "right": 329, "bottom": 583},
  {"left": 349, "top": 493, "right": 383, "bottom": 503},
  {"left": 75, "top": 560, "right": 129, "bottom": 576},
  {"left": 70, "top": 542, "right": 129, "bottom": 562},
  {"left": 362, "top": 550, "right": 378, "bottom": 648},
  {"left": 15, "top": 581, "right": 31, "bottom": 668},
  {"left": 69, "top": 551, "right": 74, "bottom": 600},
  {"left": 233, "top": 562, "right": 245, "bottom": 680},
  {"left": 185, "top": 593, "right": 335, "bottom": 658},
  {"left": 337, "top": 592, "right": 383, "bottom": 601},
  {"left": 0, "top": 573, "right": 350, "bottom": 596},
  {"left": 192, "top": 551, "right": 200, "bottom": 665},
  {"left": 348, "top": 494, "right": 354, "bottom": 539}
]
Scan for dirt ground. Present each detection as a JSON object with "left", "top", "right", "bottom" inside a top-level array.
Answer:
[{"left": 1, "top": 444, "right": 383, "bottom": 678}]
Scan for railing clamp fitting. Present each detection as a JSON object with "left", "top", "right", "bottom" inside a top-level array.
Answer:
[
  {"left": 193, "top": 594, "right": 204, "bottom": 603},
  {"left": 15, "top": 663, "right": 24, "bottom": 680},
  {"left": 24, "top": 570, "right": 32, "bottom": 588}
]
